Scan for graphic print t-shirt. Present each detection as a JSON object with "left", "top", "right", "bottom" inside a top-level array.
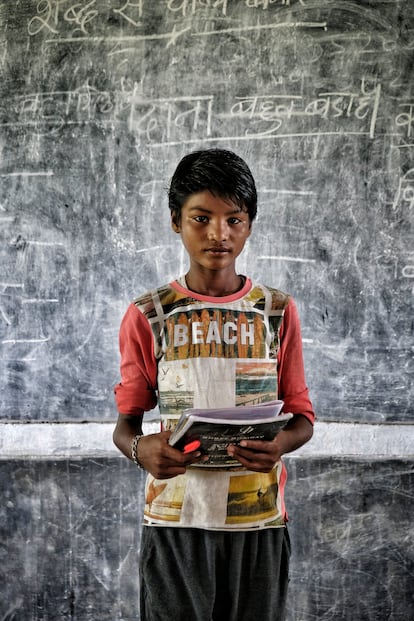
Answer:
[{"left": 115, "top": 277, "right": 314, "bottom": 531}]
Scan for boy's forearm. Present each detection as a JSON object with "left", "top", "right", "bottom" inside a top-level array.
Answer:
[
  {"left": 277, "top": 414, "right": 314, "bottom": 456},
  {"left": 113, "top": 413, "right": 144, "bottom": 461}
]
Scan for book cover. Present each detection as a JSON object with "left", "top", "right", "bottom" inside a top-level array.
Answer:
[{"left": 169, "top": 400, "right": 292, "bottom": 467}]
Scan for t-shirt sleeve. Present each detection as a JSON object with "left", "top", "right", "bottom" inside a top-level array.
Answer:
[
  {"left": 113, "top": 303, "right": 158, "bottom": 415},
  {"left": 277, "top": 298, "right": 315, "bottom": 424}
]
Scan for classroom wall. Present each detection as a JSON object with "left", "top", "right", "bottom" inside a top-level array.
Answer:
[{"left": 0, "top": 1, "right": 413, "bottom": 619}]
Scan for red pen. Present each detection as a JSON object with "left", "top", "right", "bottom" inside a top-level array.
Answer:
[{"left": 183, "top": 440, "right": 201, "bottom": 454}]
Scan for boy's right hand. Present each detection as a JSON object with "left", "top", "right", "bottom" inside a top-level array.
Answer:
[{"left": 137, "top": 431, "right": 204, "bottom": 479}]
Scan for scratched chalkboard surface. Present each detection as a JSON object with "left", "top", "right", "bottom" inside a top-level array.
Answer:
[{"left": 0, "top": 1, "right": 413, "bottom": 422}]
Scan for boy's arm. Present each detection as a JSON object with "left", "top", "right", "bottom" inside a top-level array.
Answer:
[
  {"left": 113, "top": 306, "right": 206, "bottom": 477},
  {"left": 113, "top": 413, "right": 204, "bottom": 479},
  {"left": 113, "top": 413, "right": 144, "bottom": 460},
  {"left": 275, "top": 413, "right": 314, "bottom": 454}
]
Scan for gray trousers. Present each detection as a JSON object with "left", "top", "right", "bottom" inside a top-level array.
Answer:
[{"left": 139, "top": 526, "right": 290, "bottom": 621}]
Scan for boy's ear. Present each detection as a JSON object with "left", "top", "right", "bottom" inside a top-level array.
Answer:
[{"left": 171, "top": 213, "right": 181, "bottom": 233}]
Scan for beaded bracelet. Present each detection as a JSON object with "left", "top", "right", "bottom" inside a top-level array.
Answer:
[{"left": 131, "top": 433, "right": 145, "bottom": 469}]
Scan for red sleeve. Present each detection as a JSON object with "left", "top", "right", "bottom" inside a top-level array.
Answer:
[
  {"left": 277, "top": 298, "right": 315, "bottom": 424},
  {"left": 113, "top": 303, "right": 158, "bottom": 415}
]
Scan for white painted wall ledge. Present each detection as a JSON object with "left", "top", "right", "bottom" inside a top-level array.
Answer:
[{"left": 0, "top": 421, "right": 413, "bottom": 459}]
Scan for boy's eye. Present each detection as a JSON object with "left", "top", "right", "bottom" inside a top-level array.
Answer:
[{"left": 191, "top": 215, "right": 246, "bottom": 225}]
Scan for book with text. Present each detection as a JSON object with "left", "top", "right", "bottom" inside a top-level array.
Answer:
[{"left": 168, "top": 400, "right": 292, "bottom": 467}]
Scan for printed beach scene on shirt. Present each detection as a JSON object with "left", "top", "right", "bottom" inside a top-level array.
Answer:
[
  {"left": 143, "top": 466, "right": 285, "bottom": 529},
  {"left": 226, "top": 467, "right": 284, "bottom": 526},
  {"left": 144, "top": 475, "right": 186, "bottom": 523},
  {"left": 158, "top": 357, "right": 279, "bottom": 416},
  {"left": 155, "top": 304, "right": 283, "bottom": 416},
  {"left": 163, "top": 308, "right": 267, "bottom": 361},
  {"left": 235, "top": 361, "right": 278, "bottom": 406}
]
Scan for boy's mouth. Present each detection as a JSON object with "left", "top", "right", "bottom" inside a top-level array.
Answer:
[{"left": 206, "top": 246, "right": 230, "bottom": 254}]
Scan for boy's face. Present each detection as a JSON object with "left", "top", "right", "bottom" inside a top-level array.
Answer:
[{"left": 171, "top": 191, "right": 252, "bottom": 273}]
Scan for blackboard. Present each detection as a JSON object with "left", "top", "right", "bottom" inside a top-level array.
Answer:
[
  {"left": 2, "top": 456, "right": 413, "bottom": 620},
  {"left": 0, "top": 0, "right": 413, "bottom": 422}
]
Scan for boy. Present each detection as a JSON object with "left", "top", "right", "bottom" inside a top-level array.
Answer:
[{"left": 113, "top": 149, "right": 314, "bottom": 621}]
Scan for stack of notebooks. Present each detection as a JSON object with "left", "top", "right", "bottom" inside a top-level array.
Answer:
[{"left": 169, "top": 400, "right": 292, "bottom": 467}]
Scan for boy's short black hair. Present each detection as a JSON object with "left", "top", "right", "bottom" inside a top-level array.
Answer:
[{"left": 168, "top": 149, "right": 257, "bottom": 222}]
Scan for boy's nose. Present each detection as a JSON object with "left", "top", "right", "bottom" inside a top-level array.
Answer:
[{"left": 208, "top": 220, "right": 229, "bottom": 241}]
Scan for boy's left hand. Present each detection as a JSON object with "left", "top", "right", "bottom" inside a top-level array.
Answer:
[
  {"left": 226, "top": 415, "right": 313, "bottom": 472},
  {"left": 227, "top": 438, "right": 282, "bottom": 472}
]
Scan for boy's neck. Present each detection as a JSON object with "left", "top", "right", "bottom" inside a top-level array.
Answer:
[{"left": 184, "top": 271, "right": 246, "bottom": 297}]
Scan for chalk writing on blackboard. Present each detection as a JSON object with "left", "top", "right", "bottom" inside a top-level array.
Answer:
[
  {"left": 28, "top": 0, "right": 98, "bottom": 36},
  {"left": 4, "top": 79, "right": 383, "bottom": 143},
  {"left": 113, "top": 1, "right": 144, "bottom": 27},
  {"left": 229, "top": 80, "right": 381, "bottom": 139},
  {"left": 27, "top": 0, "right": 329, "bottom": 38},
  {"left": 1, "top": 0, "right": 413, "bottom": 426},
  {"left": 392, "top": 169, "right": 414, "bottom": 211},
  {"left": 27, "top": 0, "right": 329, "bottom": 48},
  {"left": 395, "top": 103, "right": 414, "bottom": 139}
]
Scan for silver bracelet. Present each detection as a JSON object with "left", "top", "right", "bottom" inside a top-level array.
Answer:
[{"left": 131, "top": 434, "right": 145, "bottom": 469}]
